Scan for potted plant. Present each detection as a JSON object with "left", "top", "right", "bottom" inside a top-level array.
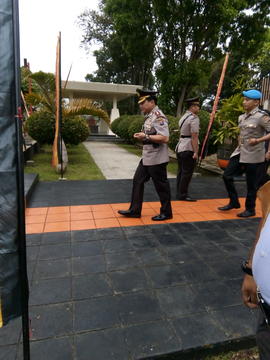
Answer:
[{"left": 213, "top": 93, "right": 243, "bottom": 169}]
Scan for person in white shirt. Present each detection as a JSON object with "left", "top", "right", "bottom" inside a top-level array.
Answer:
[{"left": 241, "top": 180, "right": 270, "bottom": 359}]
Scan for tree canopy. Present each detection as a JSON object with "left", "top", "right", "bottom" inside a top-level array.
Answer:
[{"left": 78, "top": 0, "right": 270, "bottom": 116}]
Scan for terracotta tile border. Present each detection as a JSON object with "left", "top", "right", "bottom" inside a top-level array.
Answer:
[{"left": 25, "top": 198, "right": 262, "bottom": 234}]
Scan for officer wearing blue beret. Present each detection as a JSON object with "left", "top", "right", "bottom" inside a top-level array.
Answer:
[
  {"left": 218, "top": 89, "right": 270, "bottom": 217},
  {"left": 118, "top": 89, "right": 173, "bottom": 221}
]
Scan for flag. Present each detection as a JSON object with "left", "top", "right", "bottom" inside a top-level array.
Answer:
[{"left": 0, "top": 0, "right": 28, "bottom": 328}]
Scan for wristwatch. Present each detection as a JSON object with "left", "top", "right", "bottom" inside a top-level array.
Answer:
[{"left": 241, "top": 260, "right": 253, "bottom": 276}]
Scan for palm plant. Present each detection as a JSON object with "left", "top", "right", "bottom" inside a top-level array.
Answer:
[{"left": 23, "top": 70, "right": 110, "bottom": 124}]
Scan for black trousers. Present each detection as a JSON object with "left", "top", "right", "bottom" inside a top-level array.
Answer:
[
  {"left": 176, "top": 151, "right": 196, "bottom": 199},
  {"left": 222, "top": 154, "right": 265, "bottom": 211},
  {"left": 129, "top": 160, "right": 172, "bottom": 216},
  {"left": 256, "top": 312, "right": 270, "bottom": 360}
]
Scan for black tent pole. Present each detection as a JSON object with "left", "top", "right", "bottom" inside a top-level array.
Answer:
[
  {"left": 12, "top": 0, "right": 30, "bottom": 359},
  {"left": 59, "top": 32, "right": 64, "bottom": 179}
]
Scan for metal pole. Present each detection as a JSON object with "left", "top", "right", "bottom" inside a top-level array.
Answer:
[
  {"left": 12, "top": 0, "right": 30, "bottom": 359},
  {"left": 58, "top": 32, "right": 63, "bottom": 179}
]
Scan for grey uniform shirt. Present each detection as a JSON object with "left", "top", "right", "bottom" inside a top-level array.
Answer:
[
  {"left": 176, "top": 111, "right": 200, "bottom": 153},
  {"left": 142, "top": 106, "right": 169, "bottom": 166},
  {"left": 230, "top": 107, "right": 270, "bottom": 163}
]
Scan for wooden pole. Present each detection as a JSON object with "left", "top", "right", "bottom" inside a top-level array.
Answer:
[{"left": 199, "top": 53, "right": 230, "bottom": 163}]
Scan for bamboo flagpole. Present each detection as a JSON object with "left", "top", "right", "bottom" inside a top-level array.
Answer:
[
  {"left": 199, "top": 53, "right": 230, "bottom": 164},
  {"left": 52, "top": 32, "right": 61, "bottom": 171}
]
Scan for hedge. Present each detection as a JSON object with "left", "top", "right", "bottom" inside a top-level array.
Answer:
[{"left": 25, "top": 111, "right": 89, "bottom": 145}]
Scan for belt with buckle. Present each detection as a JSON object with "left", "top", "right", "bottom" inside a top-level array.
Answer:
[{"left": 181, "top": 135, "right": 191, "bottom": 138}]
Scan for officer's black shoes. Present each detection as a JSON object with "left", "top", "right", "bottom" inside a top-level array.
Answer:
[
  {"left": 178, "top": 196, "right": 197, "bottom": 202},
  {"left": 237, "top": 210, "right": 255, "bottom": 218},
  {"left": 218, "top": 203, "right": 241, "bottom": 211},
  {"left": 152, "top": 214, "right": 173, "bottom": 221},
  {"left": 118, "top": 210, "right": 141, "bottom": 218}
]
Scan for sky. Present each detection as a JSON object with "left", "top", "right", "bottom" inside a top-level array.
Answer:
[{"left": 19, "top": 0, "right": 100, "bottom": 81}]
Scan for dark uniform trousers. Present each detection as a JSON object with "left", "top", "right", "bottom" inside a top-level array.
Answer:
[
  {"left": 256, "top": 312, "right": 270, "bottom": 360},
  {"left": 176, "top": 151, "right": 196, "bottom": 198},
  {"left": 129, "top": 160, "right": 172, "bottom": 217},
  {"left": 223, "top": 154, "right": 265, "bottom": 211}
]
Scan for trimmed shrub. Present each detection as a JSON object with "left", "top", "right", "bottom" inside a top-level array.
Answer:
[
  {"left": 167, "top": 115, "right": 179, "bottom": 151},
  {"left": 111, "top": 116, "right": 125, "bottom": 135},
  {"left": 25, "top": 111, "right": 55, "bottom": 144},
  {"left": 25, "top": 111, "right": 89, "bottom": 145},
  {"left": 62, "top": 116, "right": 89, "bottom": 145},
  {"left": 128, "top": 116, "right": 144, "bottom": 143}
]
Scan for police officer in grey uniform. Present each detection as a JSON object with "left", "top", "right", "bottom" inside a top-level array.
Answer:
[
  {"left": 218, "top": 89, "right": 270, "bottom": 217},
  {"left": 176, "top": 97, "right": 200, "bottom": 201},
  {"left": 118, "top": 89, "right": 173, "bottom": 221}
]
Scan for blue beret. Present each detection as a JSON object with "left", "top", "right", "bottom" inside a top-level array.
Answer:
[{"left": 242, "top": 89, "right": 262, "bottom": 99}]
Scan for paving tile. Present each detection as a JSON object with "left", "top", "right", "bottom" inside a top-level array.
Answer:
[
  {"left": 75, "top": 327, "right": 128, "bottom": 360},
  {"left": 207, "top": 257, "right": 243, "bottom": 280},
  {"left": 72, "top": 273, "right": 112, "bottom": 300},
  {"left": 0, "top": 345, "right": 17, "bottom": 360},
  {"left": 211, "top": 305, "right": 257, "bottom": 338},
  {"left": 108, "top": 268, "right": 150, "bottom": 294},
  {"left": 126, "top": 234, "right": 158, "bottom": 250},
  {"left": 155, "top": 233, "right": 185, "bottom": 247},
  {"left": 26, "top": 215, "right": 46, "bottom": 224},
  {"left": 26, "top": 233, "right": 42, "bottom": 246},
  {"left": 30, "top": 303, "right": 73, "bottom": 340},
  {"left": 172, "top": 312, "right": 227, "bottom": 350},
  {"left": 103, "top": 238, "right": 133, "bottom": 253},
  {"left": 73, "top": 296, "right": 120, "bottom": 331},
  {"left": 93, "top": 210, "right": 115, "bottom": 219},
  {"left": 72, "top": 255, "right": 106, "bottom": 275},
  {"left": 117, "top": 291, "right": 162, "bottom": 324},
  {"left": 26, "top": 245, "right": 39, "bottom": 262},
  {"left": 39, "top": 243, "right": 72, "bottom": 260},
  {"left": 30, "top": 337, "right": 73, "bottom": 360},
  {"left": 166, "top": 245, "right": 200, "bottom": 264},
  {"left": 71, "top": 229, "right": 99, "bottom": 242},
  {"left": 96, "top": 227, "right": 125, "bottom": 240},
  {"left": 136, "top": 248, "right": 168, "bottom": 266},
  {"left": 41, "top": 231, "right": 71, "bottom": 245},
  {"left": 72, "top": 240, "right": 103, "bottom": 257},
  {"left": 46, "top": 213, "right": 71, "bottom": 223},
  {"left": 0, "top": 318, "right": 21, "bottom": 346},
  {"left": 29, "top": 277, "right": 72, "bottom": 305},
  {"left": 26, "top": 207, "right": 48, "bottom": 215},
  {"left": 191, "top": 280, "right": 241, "bottom": 311},
  {"left": 47, "top": 206, "right": 70, "bottom": 214},
  {"left": 177, "top": 260, "right": 218, "bottom": 283},
  {"left": 43, "top": 221, "right": 70, "bottom": 233},
  {"left": 70, "top": 220, "right": 96, "bottom": 231},
  {"left": 95, "top": 218, "right": 120, "bottom": 229},
  {"left": 70, "top": 212, "right": 93, "bottom": 221},
  {"left": 124, "top": 320, "right": 181, "bottom": 359},
  {"left": 92, "top": 204, "right": 113, "bottom": 212},
  {"left": 26, "top": 223, "right": 44, "bottom": 234},
  {"left": 70, "top": 205, "right": 92, "bottom": 212},
  {"left": 145, "top": 264, "right": 186, "bottom": 288},
  {"left": 105, "top": 251, "right": 139, "bottom": 271},
  {"left": 157, "top": 285, "right": 201, "bottom": 317},
  {"left": 118, "top": 217, "right": 144, "bottom": 227},
  {"left": 35, "top": 259, "right": 71, "bottom": 279}
]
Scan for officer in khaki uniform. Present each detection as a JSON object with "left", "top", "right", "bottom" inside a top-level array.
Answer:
[
  {"left": 176, "top": 97, "right": 200, "bottom": 201},
  {"left": 118, "top": 89, "right": 173, "bottom": 221},
  {"left": 218, "top": 89, "right": 270, "bottom": 217}
]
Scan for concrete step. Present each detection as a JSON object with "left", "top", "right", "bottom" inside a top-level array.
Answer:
[{"left": 87, "top": 134, "right": 124, "bottom": 142}]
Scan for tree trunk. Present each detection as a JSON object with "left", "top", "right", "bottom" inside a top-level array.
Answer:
[{"left": 176, "top": 85, "right": 187, "bottom": 117}]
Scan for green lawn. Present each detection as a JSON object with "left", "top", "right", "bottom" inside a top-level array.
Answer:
[
  {"left": 116, "top": 143, "right": 178, "bottom": 175},
  {"left": 24, "top": 143, "right": 105, "bottom": 181}
]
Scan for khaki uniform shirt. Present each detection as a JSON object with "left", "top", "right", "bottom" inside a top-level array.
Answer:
[
  {"left": 142, "top": 106, "right": 169, "bottom": 166},
  {"left": 230, "top": 107, "right": 270, "bottom": 163},
  {"left": 176, "top": 111, "right": 200, "bottom": 153}
]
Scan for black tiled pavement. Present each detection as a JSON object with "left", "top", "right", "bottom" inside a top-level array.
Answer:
[
  {"left": 0, "top": 177, "right": 261, "bottom": 359},
  {"left": 27, "top": 177, "right": 247, "bottom": 207},
  {"left": 0, "top": 219, "right": 261, "bottom": 359}
]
